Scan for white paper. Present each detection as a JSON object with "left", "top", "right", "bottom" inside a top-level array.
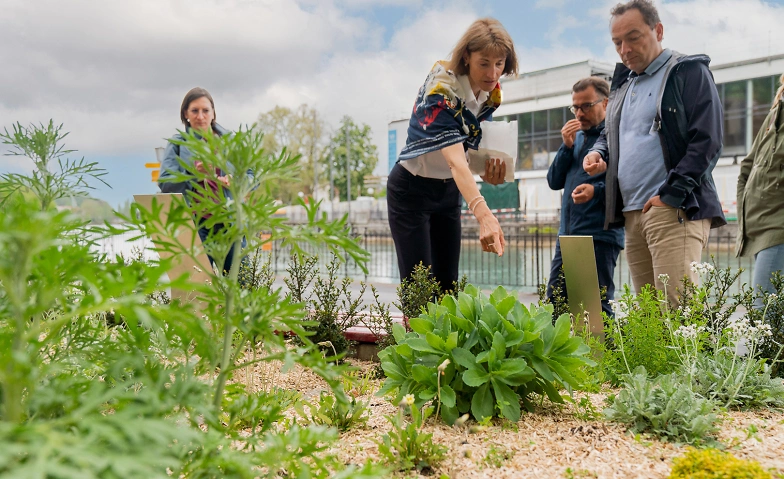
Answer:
[{"left": 467, "top": 120, "right": 517, "bottom": 182}]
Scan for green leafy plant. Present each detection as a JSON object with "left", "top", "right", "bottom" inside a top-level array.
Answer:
[
  {"left": 603, "top": 284, "right": 682, "bottom": 385},
  {"left": 0, "top": 120, "right": 108, "bottom": 211},
  {"left": 285, "top": 253, "right": 367, "bottom": 358},
  {"left": 222, "top": 384, "right": 300, "bottom": 435},
  {"left": 378, "top": 285, "right": 595, "bottom": 424},
  {"left": 377, "top": 396, "right": 447, "bottom": 473},
  {"left": 668, "top": 447, "right": 773, "bottom": 479},
  {"left": 300, "top": 391, "right": 369, "bottom": 432},
  {"left": 483, "top": 443, "right": 514, "bottom": 468},
  {"left": 341, "top": 369, "right": 376, "bottom": 398},
  {"left": 604, "top": 366, "right": 719, "bottom": 445},
  {"left": 396, "top": 263, "right": 467, "bottom": 321},
  {"left": 0, "top": 121, "right": 385, "bottom": 478}
]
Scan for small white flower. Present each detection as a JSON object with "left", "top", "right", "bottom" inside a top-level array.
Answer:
[
  {"left": 689, "top": 262, "right": 714, "bottom": 276},
  {"left": 400, "top": 394, "right": 415, "bottom": 407},
  {"left": 769, "top": 293, "right": 778, "bottom": 301},
  {"left": 675, "top": 324, "right": 704, "bottom": 340},
  {"left": 658, "top": 273, "right": 670, "bottom": 284}
]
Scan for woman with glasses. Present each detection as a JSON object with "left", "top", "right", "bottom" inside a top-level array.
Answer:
[
  {"left": 736, "top": 73, "right": 784, "bottom": 308},
  {"left": 387, "top": 18, "right": 518, "bottom": 292}
]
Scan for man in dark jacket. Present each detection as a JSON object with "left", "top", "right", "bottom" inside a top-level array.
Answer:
[
  {"left": 547, "top": 77, "right": 624, "bottom": 319},
  {"left": 583, "top": 0, "right": 726, "bottom": 307}
]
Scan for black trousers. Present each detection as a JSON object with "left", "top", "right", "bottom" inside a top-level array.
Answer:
[
  {"left": 387, "top": 163, "right": 461, "bottom": 292},
  {"left": 546, "top": 238, "right": 621, "bottom": 318}
]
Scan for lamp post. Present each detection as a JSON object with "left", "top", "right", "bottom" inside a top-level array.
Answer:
[{"left": 345, "top": 126, "right": 351, "bottom": 225}]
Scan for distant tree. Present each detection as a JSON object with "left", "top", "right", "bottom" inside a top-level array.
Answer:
[
  {"left": 256, "top": 105, "right": 326, "bottom": 203},
  {"left": 321, "top": 117, "right": 378, "bottom": 202}
]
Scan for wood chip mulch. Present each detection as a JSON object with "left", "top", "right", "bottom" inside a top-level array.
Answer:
[{"left": 230, "top": 356, "right": 784, "bottom": 479}]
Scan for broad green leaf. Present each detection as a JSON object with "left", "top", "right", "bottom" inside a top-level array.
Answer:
[
  {"left": 457, "top": 292, "right": 475, "bottom": 320},
  {"left": 491, "top": 378, "right": 521, "bottom": 422},
  {"left": 407, "top": 338, "right": 441, "bottom": 354},
  {"left": 476, "top": 351, "right": 491, "bottom": 364},
  {"left": 529, "top": 356, "right": 555, "bottom": 382},
  {"left": 449, "top": 312, "right": 474, "bottom": 334},
  {"left": 495, "top": 358, "right": 535, "bottom": 384},
  {"left": 381, "top": 362, "right": 405, "bottom": 380},
  {"left": 451, "top": 347, "right": 477, "bottom": 370},
  {"left": 441, "top": 404, "right": 459, "bottom": 425},
  {"left": 489, "top": 286, "right": 509, "bottom": 305},
  {"left": 494, "top": 295, "right": 517, "bottom": 319},
  {"left": 480, "top": 304, "right": 502, "bottom": 331},
  {"left": 392, "top": 323, "right": 406, "bottom": 343},
  {"left": 464, "top": 329, "right": 480, "bottom": 350},
  {"left": 411, "top": 364, "right": 435, "bottom": 384},
  {"left": 462, "top": 367, "right": 490, "bottom": 387},
  {"left": 471, "top": 383, "right": 494, "bottom": 421},
  {"left": 440, "top": 384, "right": 456, "bottom": 408},
  {"left": 408, "top": 317, "right": 434, "bottom": 335},
  {"left": 419, "top": 389, "right": 437, "bottom": 401},
  {"left": 445, "top": 331, "right": 459, "bottom": 351},
  {"left": 491, "top": 331, "right": 506, "bottom": 361},
  {"left": 425, "top": 332, "right": 446, "bottom": 350},
  {"left": 441, "top": 295, "right": 458, "bottom": 315}
]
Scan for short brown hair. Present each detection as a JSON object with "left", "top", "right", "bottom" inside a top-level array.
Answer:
[
  {"left": 572, "top": 77, "right": 610, "bottom": 99},
  {"left": 610, "top": 0, "right": 661, "bottom": 29},
  {"left": 447, "top": 18, "right": 518, "bottom": 77},
  {"left": 180, "top": 87, "right": 217, "bottom": 129}
]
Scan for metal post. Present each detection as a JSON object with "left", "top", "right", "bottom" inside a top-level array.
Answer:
[
  {"left": 329, "top": 150, "right": 335, "bottom": 219},
  {"left": 313, "top": 148, "right": 319, "bottom": 205},
  {"left": 345, "top": 126, "right": 352, "bottom": 224}
]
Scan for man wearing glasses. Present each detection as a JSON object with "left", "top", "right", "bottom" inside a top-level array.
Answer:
[
  {"left": 583, "top": 0, "right": 725, "bottom": 308},
  {"left": 546, "top": 77, "right": 624, "bottom": 319}
]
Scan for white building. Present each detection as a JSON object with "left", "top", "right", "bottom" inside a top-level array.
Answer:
[{"left": 388, "top": 54, "right": 784, "bottom": 219}]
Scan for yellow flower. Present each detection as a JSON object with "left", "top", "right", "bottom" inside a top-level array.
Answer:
[{"left": 400, "top": 394, "right": 415, "bottom": 407}]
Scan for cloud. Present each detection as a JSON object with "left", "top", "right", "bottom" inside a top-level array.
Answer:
[
  {"left": 591, "top": 0, "right": 784, "bottom": 65},
  {"left": 4, "top": 0, "right": 781, "bottom": 206}
]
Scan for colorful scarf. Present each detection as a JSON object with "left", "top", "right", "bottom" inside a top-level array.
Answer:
[{"left": 398, "top": 61, "right": 502, "bottom": 162}]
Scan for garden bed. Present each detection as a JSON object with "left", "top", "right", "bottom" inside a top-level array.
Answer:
[{"left": 231, "top": 357, "right": 784, "bottom": 478}]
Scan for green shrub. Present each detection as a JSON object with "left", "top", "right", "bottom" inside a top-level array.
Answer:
[
  {"left": 604, "top": 366, "right": 718, "bottom": 445},
  {"left": 668, "top": 447, "right": 772, "bottom": 479},
  {"left": 285, "top": 253, "right": 367, "bottom": 358},
  {"left": 376, "top": 397, "right": 447, "bottom": 473},
  {"left": 300, "top": 391, "right": 369, "bottom": 432},
  {"left": 378, "top": 285, "right": 595, "bottom": 424},
  {"left": 604, "top": 285, "right": 683, "bottom": 385}
]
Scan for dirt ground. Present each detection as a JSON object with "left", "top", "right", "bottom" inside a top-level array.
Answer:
[{"left": 232, "top": 357, "right": 784, "bottom": 479}]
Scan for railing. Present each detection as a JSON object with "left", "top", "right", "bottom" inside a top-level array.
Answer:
[
  {"left": 89, "top": 225, "right": 754, "bottom": 293},
  {"left": 267, "top": 227, "right": 755, "bottom": 293}
]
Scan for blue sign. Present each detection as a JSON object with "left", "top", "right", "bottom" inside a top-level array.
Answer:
[{"left": 388, "top": 130, "right": 397, "bottom": 173}]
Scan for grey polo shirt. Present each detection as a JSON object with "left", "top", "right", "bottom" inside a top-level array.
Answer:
[{"left": 618, "top": 49, "right": 672, "bottom": 212}]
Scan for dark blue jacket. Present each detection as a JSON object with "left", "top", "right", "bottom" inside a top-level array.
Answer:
[
  {"left": 592, "top": 52, "right": 726, "bottom": 229},
  {"left": 547, "top": 121, "right": 624, "bottom": 249}
]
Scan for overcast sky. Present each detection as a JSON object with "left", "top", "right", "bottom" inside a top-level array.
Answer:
[{"left": 2, "top": 0, "right": 784, "bottom": 206}]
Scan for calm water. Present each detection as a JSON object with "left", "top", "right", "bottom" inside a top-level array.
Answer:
[{"left": 91, "top": 229, "right": 754, "bottom": 294}]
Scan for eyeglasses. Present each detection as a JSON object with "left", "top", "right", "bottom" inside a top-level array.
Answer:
[{"left": 569, "top": 99, "right": 603, "bottom": 115}]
